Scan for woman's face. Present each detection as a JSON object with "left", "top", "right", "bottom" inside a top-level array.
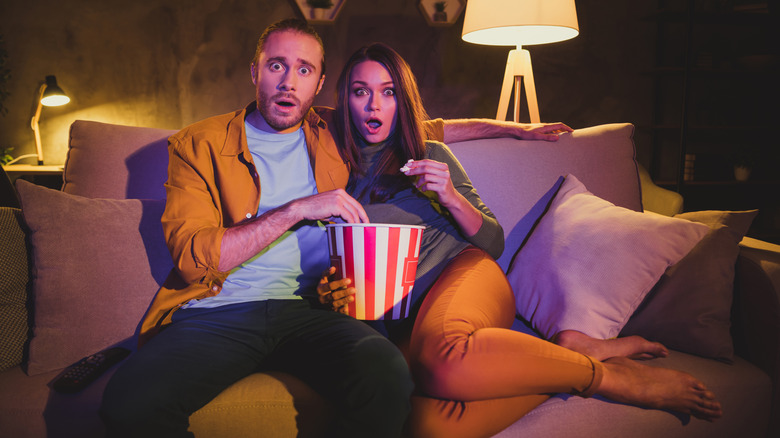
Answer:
[{"left": 348, "top": 60, "right": 398, "bottom": 144}]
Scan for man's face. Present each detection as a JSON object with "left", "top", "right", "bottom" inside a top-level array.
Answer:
[{"left": 251, "top": 30, "right": 325, "bottom": 134}]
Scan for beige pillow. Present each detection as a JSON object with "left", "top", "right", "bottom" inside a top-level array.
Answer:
[
  {"left": 16, "top": 180, "right": 172, "bottom": 375},
  {"left": 621, "top": 210, "right": 758, "bottom": 362}
]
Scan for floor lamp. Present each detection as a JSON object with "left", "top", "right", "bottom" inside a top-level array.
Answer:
[{"left": 462, "top": 0, "right": 579, "bottom": 123}]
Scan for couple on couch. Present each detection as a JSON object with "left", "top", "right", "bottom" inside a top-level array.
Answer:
[{"left": 99, "top": 18, "right": 722, "bottom": 438}]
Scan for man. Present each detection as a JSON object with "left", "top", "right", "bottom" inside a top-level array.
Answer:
[{"left": 100, "top": 18, "right": 569, "bottom": 438}]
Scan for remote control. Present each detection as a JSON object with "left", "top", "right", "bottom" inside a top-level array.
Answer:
[{"left": 52, "top": 347, "right": 131, "bottom": 393}]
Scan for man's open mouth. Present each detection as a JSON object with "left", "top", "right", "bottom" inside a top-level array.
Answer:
[{"left": 273, "top": 93, "right": 298, "bottom": 110}]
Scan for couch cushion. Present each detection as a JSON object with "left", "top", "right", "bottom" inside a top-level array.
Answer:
[
  {"left": 507, "top": 175, "right": 709, "bottom": 340},
  {"left": 63, "top": 120, "right": 175, "bottom": 200},
  {"left": 0, "top": 207, "right": 29, "bottom": 372},
  {"left": 492, "top": 352, "right": 771, "bottom": 438},
  {"left": 448, "top": 123, "right": 642, "bottom": 271},
  {"left": 622, "top": 210, "right": 758, "bottom": 362},
  {"left": 15, "top": 180, "right": 172, "bottom": 375}
]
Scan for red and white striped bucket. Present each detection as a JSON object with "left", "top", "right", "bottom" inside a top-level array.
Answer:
[{"left": 326, "top": 223, "right": 424, "bottom": 320}]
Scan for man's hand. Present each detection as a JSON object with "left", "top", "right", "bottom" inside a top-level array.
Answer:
[
  {"left": 317, "top": 266, "right": 356, "bottom": 314},
  {"left": 514, "top": 122, "right": 573, "bottom": 141},
  {"left": 219, "top": 189, "right": 368, "bottom": 272},
  {"left": 292, "top": 189, "right": 370, "bottom": 224}
]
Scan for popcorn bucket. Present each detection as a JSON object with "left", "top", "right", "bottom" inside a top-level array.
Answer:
[{"left": 326, "top": 223, "right": 424, "bottom": 320}]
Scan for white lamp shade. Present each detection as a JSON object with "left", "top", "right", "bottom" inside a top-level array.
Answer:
[{"left": 462, "top": 0, "right": 579, "bottom": 46}]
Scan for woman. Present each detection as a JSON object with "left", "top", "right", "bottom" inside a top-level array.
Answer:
[{"left": 320, "top": 43, "right": 722, "bottom": 437}]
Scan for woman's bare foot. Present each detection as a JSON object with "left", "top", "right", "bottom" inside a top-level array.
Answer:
[
  {"left": 553, "top": 330, "right": 668, "bottom": 361},
  {"left": 597, "top": 356, "right": 722, "bottom": 421}
]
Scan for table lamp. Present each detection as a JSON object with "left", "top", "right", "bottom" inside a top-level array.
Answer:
[
  {"left": 462, "top": 0, "right": 579, "bottom": 123},
  {"left": 30, "top": 75, "right": 70, "bottom": 165}
]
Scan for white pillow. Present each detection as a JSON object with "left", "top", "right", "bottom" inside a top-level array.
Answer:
[{"left": 507, "top": 175, "right": 709, "bottom": 340}]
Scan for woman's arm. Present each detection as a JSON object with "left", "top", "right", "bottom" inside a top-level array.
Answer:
[{"left": 403, "top": 142, "right": 504, "bottom": 259}]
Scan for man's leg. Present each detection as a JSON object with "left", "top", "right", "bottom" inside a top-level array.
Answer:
[
  {"left": 100, "top": 303, "right": 272, "bottom": 438},
  {"left": 267, "top": 300, "right": 414, "bottom": 438}
]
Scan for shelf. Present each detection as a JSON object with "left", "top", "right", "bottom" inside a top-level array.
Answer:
[{"left": 2, "top": 164, "right": 64, "bottom": 176}]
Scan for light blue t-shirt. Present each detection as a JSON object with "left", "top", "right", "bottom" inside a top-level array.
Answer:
[{"left": 182, "top": 121, "right": 329, "bottom": 309}]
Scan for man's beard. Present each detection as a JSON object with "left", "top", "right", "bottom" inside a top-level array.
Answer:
[{"left": 256, "top": 90, "right": 316, "bottom": 132}]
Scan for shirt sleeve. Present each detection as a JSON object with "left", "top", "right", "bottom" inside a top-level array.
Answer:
[
  {"left": 162, "top": 135, "right": 231, "bottom": 286},
  {"left": 423, "top": 118, "right": 446, "bottom": 143},
  {"left": 426, "top": 141, "right": 505, "bottom": 259}
]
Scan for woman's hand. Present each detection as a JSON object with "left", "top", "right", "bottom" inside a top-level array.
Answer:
[
  {"left": 317, "top": 266, "right": 356, "bottom": 314},
  {"left": 401, "top": 158, "right": 483, "bottom": 237},
  {"left": 401, "top": 159, "right": 460, "bottom": 208}
]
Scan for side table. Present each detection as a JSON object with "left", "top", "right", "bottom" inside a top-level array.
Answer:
[{"left": 2, "top": 164, "right": 64, "bottom": 190}]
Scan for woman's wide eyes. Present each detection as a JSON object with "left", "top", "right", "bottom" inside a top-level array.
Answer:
[{"left": 352, "top": 88, "right": 395, "bottom": 96}]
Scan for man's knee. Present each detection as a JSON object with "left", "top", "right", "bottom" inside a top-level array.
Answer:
[{"left": 100, "top": 366, "right": 192, "bottom": 438}]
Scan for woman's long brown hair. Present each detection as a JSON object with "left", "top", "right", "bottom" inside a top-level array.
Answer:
[{"left": 335, "top": 43, "right": 431, "bottom": 203}]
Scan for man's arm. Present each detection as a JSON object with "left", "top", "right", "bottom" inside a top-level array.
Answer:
[
  {"left": 438, "top": 118, "right": 572, "bottom": 143},
  {"left": 219, "top": 189, "right": 368, "bottom": 271}
]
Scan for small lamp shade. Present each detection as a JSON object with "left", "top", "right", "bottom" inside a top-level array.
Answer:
[
  {"left": 40, "top": 75, "right": 70, "bottom": 106},
  {"left": 462, "top": 0, "right": 579, "bottom": 47}
]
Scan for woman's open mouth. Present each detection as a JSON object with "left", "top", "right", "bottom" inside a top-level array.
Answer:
[{"left": 365, "top": 117, "right": 383, "bottom": 134}]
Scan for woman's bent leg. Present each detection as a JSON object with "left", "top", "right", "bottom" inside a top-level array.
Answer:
[{"left": 408, "top": 247, "right": 602, "bottom": 402}]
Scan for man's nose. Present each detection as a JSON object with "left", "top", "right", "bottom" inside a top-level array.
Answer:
[{"left": 279, "top": 71, "right": 296, "bottom": 90}]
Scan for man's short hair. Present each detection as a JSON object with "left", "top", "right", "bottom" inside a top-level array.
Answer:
[{"left": 252, "top": 18, "right": 326, "bottom": 77}]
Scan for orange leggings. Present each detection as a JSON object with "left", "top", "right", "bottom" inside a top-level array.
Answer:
[{"left": 404, "top": 247, "right": 603, "bottom": 438}]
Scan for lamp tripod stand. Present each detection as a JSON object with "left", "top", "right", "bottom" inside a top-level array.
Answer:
[{"left": 496, "top": 47, "right": 540, "bottom": 124}]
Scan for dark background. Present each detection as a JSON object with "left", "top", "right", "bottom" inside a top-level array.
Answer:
[
  {"left": 1, "top": 0, "right": 778, "bottom": 241},
  {"left": 0, "top": 0, "right": 656, "bottom": 165}
]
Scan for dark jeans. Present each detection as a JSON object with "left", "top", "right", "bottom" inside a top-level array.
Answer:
[{"left": 100, "top": 300, "right": 413, "bottom": 438}]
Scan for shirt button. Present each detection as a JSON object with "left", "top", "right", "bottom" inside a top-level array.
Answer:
[
  {"left": 212, "top": 285, "right": 219, "bottom": 292},
  {"left": 246, "top": 213, "right": 252, "bottom": 219}
]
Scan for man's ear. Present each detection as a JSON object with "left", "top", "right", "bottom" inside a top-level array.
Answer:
[
  {"left": 250, "top": 63, "right": 257, "bottom": 85},
  {"left": 315, "top": 74, "right": 325, "bottom": 95}
]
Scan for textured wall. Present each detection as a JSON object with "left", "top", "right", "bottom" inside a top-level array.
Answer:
[{"left": 0, "top": 0, "right": 655, "bottom": 165}]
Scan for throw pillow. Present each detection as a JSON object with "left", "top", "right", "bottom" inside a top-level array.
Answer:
[
  {"left": 621, "top": 209, "right": 758, "bottom": 362},
  {"left": 0, "top": 207, "right": 29, "bottom": 372},
  {"left": 507, "top": 175, "right": 709, "bottom": 340},
  {"left": 15, "top": 179, "right": 173, "bottom": 375}
]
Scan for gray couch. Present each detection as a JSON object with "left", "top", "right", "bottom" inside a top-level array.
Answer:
[{"left": 0, "top": 120, "right": 776, "bottom": 437}]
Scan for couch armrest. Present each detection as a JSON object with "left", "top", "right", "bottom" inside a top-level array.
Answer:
[
  {"left": 637, "top": 163, "right": 683, "bottom": 216},
  {"left": 732, "top": 236, "right": 780, "bottom": 433}
]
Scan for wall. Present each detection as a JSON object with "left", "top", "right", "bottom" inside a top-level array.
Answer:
[{"left": 0, "top": 0, "right": 656, "bottom": 166}]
